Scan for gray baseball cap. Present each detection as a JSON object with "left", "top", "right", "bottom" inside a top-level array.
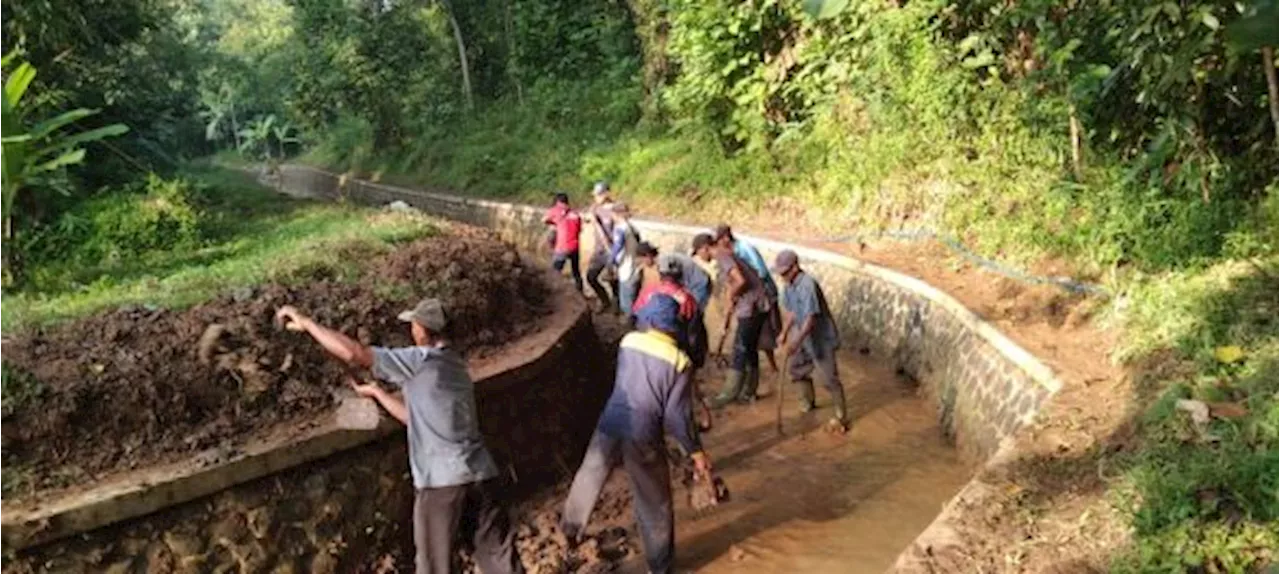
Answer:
[
  {"left": 397, "top": 298, "right": 448, "bottom": 331},
  {"left": 592, "top": 181, "right": 611, "bottom": 196},
  {"left": 657, "top": 254, "right": 682, "bottom": 275},
  {"left": 771, "top": 249, "right": 799, "bottom": 273}
]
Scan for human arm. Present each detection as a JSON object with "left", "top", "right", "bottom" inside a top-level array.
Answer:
[
  {"left": 276, "top": 306, "right": 374, "bottom": 368},
  {"left": 610, "top": 226, "right": 626, "bottom": 264},
  {"left": 725, "top": 265, "right": 747, "bottom": 301},
  {"left": 349, "top": 378, "right": 409, "bottom": 425},
  {"left": 665, "top": 367, "right": 711, "bottom": 477}
]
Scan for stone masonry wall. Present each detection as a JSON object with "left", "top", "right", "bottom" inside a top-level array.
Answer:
[
  {"left": 273, "top": 165, "right": 1061, "bottom": 460},
  {"left": 4, "top": 297, "right": 609, "bottom": 573}
]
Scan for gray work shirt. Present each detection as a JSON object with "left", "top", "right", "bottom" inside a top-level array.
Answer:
[
  {"left": 372, "top": 345, "right": 499, "bottom": 489},
  {"left": 782, "top": 272, "right": 840, "bottom": 359}
]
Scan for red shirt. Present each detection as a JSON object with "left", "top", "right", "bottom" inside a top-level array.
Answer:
[
  {"left": 543, "top": 204, "right": 582, "bottom": 253},
  {"left": 633, "top": 279, "right": 698, "bottom": 321}
]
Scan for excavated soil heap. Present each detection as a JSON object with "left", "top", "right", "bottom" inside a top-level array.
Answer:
[{"left": 2, "top": 227, "right": 552, "bottom": 497}]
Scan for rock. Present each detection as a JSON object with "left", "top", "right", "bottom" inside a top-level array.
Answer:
[
  {"left": 729, "top": 544, "right": 747, "bottom": 561},
  {"left": 387, "top": 200, "right": 414, "bottom": 212},
  {"left": 1175, "top": 399, "right": 1210, "bottom": 427},
  {"left": 335, "top": 397, "right": 383, "bottom": 431},
  {"left": 210, "top": 512, "right": 249, "bottom": 545},
  {"left": 310, "top": 550, "right": 340, "bottom": 574},
  {"left": 163, "top": 530, "right": 207, "bottom": 557},
  {"left": 104, "top": 560, "right": 135, "bottom": 574},
  {"left": 230, "top": 541, "right": 272, "bottom": 572},
  {"left": 145, "top": 540, "right": 176, "bottom": 573}
]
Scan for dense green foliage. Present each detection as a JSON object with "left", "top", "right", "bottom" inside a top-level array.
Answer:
[{"left": 3, "top": 165, "right": 437, "bottom": 332}]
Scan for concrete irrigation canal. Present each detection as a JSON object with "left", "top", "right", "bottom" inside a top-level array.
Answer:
[{"left": 1, "top": 165, "right": 1062, "bottom": 574}]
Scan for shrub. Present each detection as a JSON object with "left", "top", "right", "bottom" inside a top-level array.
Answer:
[{"left": 25, "top": 174, "right": 206, "bottom": 276}]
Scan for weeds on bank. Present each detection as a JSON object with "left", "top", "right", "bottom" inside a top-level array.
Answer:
[
  {"left": 2, "top": 166, "right": 438, "bottom": 333},
  {"left": 1109, "top": 259, "right": 1279, "bottom": 572}
]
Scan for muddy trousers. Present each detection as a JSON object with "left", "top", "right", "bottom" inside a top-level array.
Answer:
[
  {"left": 585, "top": 251, "right": 617, "bottom": 307},
  {"left": 552, "top": 250, "right": 584, "bottom": 293},
  {"left": 562, "top": 431, "right": 675, "bottom": 574},
  {"left": 414, "top": 479, "right": 523, "bottom": 574},
  {"left": 788, "top": 347, "right": 847, "bottom": 420}
]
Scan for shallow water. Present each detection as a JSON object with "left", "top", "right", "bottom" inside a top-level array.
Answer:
[{"left": 658, "top": 350, "right": 973, "bottom": 573}]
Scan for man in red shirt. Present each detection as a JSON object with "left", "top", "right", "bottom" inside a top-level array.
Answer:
[{"left": 543, "top": 192, "right": 584, "bottom": 293}]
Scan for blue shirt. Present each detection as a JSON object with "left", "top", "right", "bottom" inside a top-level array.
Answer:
[
  {"left": 733, "top": 239, "right": 778, "bottom": 296},
  {"left": 372, "top": 345, "right": 499, "bottom": 488},
  {"left": 597, "top": 331, "right": 701, "bottom": 454},
  {"left": 671, "top": 253, "right": 712, "bottom": 311},
  {"left": 782, "top": 272, "right": 840, "bottom": 359}
]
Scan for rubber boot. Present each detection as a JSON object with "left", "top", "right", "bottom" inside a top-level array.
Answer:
[
  {"left": 797, "top": 379, "right": 816, "bottom": 413},
  {"left": 710, "top": 370, "right": 744, "bottom": 409},
  {"left": 737, "top": 367, "right": 760, "bottom": 403}
]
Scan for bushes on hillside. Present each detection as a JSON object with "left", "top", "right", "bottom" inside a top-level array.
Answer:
[{"left": 24, "top": 174, "right": 206, "bottom": 281}]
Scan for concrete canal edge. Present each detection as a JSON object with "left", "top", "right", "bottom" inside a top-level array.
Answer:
[{"left": 265, "top": 164, "right": 1066, "bottom": 571}]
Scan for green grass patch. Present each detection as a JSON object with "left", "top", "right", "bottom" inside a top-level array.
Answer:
[
  {"left": 2, "top": 165, "right": 438, "bottom": 333},
  {"left": 1109, "top": 257, "right": 1279, "bottom": 572}
]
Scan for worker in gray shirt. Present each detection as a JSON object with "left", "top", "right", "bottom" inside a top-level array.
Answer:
[
  {"left": 773, "top": 250, "right": 849, "bottom": 432},
  {"left": 275, "top": 299, "right": 522, "bottom": 574}
]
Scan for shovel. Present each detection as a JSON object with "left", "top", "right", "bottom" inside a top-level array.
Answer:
[{"left": 775, "top": 346, "right": 788, "bottom": 437}]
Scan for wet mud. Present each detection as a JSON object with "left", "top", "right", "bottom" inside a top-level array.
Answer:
[{"left": 2, "top": 229, "right": 551, "bottom": 499}]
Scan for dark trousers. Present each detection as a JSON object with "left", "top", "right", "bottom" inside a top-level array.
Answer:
[
  {"left": 552, "top": 250, "right": 583, "bottom": 293},
  {"left": 562, "top": 431, "right": 675, "bottom": 574},
  {"left": 413, "top": 479, "right": 523, "bottom": 574},
  {"left": 585, "top": 250, "right": 617, "bottom": 307},
  {"left": 732, "top": 310, "right": 766, "bottom": 372}
]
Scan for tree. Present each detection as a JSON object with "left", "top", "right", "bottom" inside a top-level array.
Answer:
[
  {"left": 1, "top": 55, "right": 128, "bottom": 279},
  {"left": 1226, "top": 0, "right": 1279, "bottom": 145}
]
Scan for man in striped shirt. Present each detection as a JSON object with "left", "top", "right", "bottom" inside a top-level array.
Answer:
[{"left": 561, "top": 295, "right": 713, "bottom": 574}]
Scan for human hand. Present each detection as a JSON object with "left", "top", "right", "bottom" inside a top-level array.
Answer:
[
  {"left": 275, "top": 306, "right": 308, "bottom": 332},
  {"left": 691, "top": 451, "right": 712, "bottom": 480},
  {"left": 347, "top": 376, "right": 381, "bottom": 399}
]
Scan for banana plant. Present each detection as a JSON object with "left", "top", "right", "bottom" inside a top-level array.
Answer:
[{"left": 1, "top": 53, "right": 128, "bottom": 240}]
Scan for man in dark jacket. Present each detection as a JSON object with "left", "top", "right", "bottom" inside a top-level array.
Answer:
[{"left": 561, "top": 295, "right": 713, "bottom": 574}]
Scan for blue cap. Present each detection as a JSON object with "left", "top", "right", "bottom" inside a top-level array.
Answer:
[{"left": 636, "top": 294, "right": 680, "bottom": 335}]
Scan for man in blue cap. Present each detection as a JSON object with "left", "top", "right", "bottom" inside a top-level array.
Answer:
[{"left": 561, "top": 295, "right": 713, "bottom": 574}]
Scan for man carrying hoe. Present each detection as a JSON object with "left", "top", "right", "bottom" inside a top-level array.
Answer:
[
  {"left": 275, "top": 300, "right": 523, "bottom": 574},
  {"left": 773, "top": 249, "right": 849, "bottom": 432}
]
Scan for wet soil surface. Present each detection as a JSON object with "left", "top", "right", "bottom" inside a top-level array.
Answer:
[
  {"left": 455, "top": 313, "right": 971, "bottom": 574},
  {"left": 1, "top": 227, "right": 552, "bottom": 499}
]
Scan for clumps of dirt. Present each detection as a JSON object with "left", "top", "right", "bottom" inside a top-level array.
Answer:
[
  {"left": 982, "top": 278, "right": 1091, "bottom": 328},
  {"left": 1, "top": 229, "right": 552, "bottom": 498}
]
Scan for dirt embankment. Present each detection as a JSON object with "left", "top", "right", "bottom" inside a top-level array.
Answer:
[{"left": 1, "top": 228, "right": 552, "bottom": 498}]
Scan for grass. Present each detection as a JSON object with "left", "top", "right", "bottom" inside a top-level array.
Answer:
[{"left": 2, "top": 165, "right": 439, "bottom": 333}]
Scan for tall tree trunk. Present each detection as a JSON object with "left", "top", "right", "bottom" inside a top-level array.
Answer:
[
  {"left": 440, "top": 0, "right": 473, "bottom": 111},
  {"left": 1263, "top": 47, "right": 1278, "bottom": 150}
]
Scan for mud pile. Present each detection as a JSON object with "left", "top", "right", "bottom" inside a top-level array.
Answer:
[{"left": 1, "top": 229, "right": 552, "bottom": 497}]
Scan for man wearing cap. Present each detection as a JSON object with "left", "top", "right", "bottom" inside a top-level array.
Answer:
[
  {"left": 543, "top": 192, "right": 584, "bottom": 294},
  {"left": 633, "top": 252, "right": 714, "bottom": 430},
  {"left": 625, "top": 241, "right": 661, "bottom": 324},
  {"left": 561, "top": 295, "right": 713, "bottom": 574},
  {"left": 773, "top": 250, "right": 849, "bottom": 431},
  {"left": 274, "top": 301, "right": 522, "bottom": 574},
  {"left": 585, "top": 182, "right": 618, "bottom": 310},
  {"left": 706, "top": 238, "right": 771, "bottom": 407},
  {"left": 712, "top": 224, "right": 780, "bottom": 375},
  {"left": 609, "top": 202, "right": 643, "bottom": 317}
]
